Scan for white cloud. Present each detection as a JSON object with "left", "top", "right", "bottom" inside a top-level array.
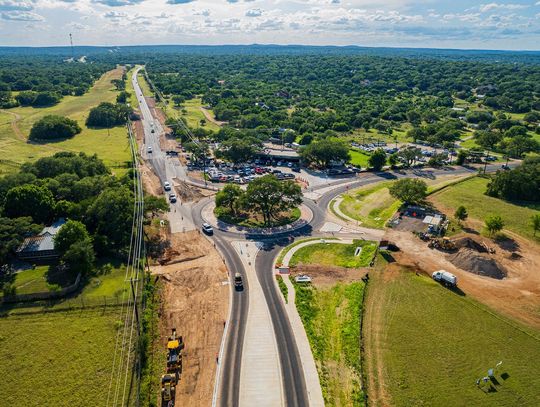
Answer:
[
  {"left": 1, "top": 10, "right": 43, "bottom": 20},
  {"left": 479, "top": 3, "right": 528, "bottom": 13},
  {"left": 246, "top": 8, "right": 262, "bottom": 17},
  {"left": 0, "top": 0, "right": 33, "bottom": 11}
]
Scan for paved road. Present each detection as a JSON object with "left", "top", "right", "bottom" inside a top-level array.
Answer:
[{"left": 133, "top": 69, "right": 249, "bottom": 407}]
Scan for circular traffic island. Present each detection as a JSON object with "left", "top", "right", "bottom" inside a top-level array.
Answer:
[{"left": 214, "top": 206, "right": 301, "bottom": 228}]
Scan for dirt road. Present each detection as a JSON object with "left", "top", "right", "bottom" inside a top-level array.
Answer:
[{"left": 153, "top": 231, "right": 229, "bottom": 406}]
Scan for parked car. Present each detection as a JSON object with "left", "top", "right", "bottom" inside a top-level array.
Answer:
[
  {"left": 168, "top": 193, "right": 177, "bottom": 203},
  {"left": 234, "top": 273, "right": 243, "bottom": 290},
  {"left": 295, "top": 275, "right": 312, "bottom": 283},
  {"left": 287, "top": 162, "right": 293, "bottom": 168},
  {"left": 202, "top": 223, "right": 214, "bottom": 235},
  {"left": 163, "top": 181, "right": 171, "bottom": 191}
]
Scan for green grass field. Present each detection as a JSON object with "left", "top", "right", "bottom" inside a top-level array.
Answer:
[
  {"left": 349, "top": 149, "right": 371, "bottom": 168},
  {"left": 430, "top": 176, "right": 540, "bottom": 242},
  {"left": 294, "top": 280, "right": 366, "bottom": 405},
  {"left": 0, "top": 68, "right": 131, "bottom": 176},
  {"left": 290, "top": 240, "right": 377, "bottom": 268},
  {"left": 0, "top": 266, "right": 60, "bottom": 296},
  {"left": 373, "top": 271, "right": 540, "bottom": 406},
  {"left": 172, "top": 97, "right": 220, "bottom": 132},
  {"left": 338, "top": 182, "right": 401, "bottom": 229},
  {"left": 0, "top": 308, "right": 123, "bottom": 407}
]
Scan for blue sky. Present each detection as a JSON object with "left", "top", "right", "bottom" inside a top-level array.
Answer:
[{"left": 0, "top": 0, "right": 539, "bottom": 49}]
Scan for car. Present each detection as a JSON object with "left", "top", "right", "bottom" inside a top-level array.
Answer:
[
  {"left": 271, "top": 169, "right": 282, "bottom": 174},
  {"left": 292, "top": 166, "right": 301, "bottom": 173},
  {"left": 168, "top": 193, "right": 177, "bottom": 203},
  {"left": 147, "top": 146, "right": 153, "bottom": 153},
  {"left": 151, "top": 129, "right": 155, "bottom": 133},
  {"left": 234, "top": 273, "right": 243, "bottom": 290},
  {"left": 276, "top": 161, "right": 283, "bottom": 166},
  {"left": 202, "top": 223, "right": 214, "bottom": 235},
  {"left": 163, "top": 181, "right": 171, "bottom": 191},
  {"left": 295, "top": 274, "right": 312, "bottom": 283},
  {"left": 287, "top": 162, "right": 293, "bottom": 168}
]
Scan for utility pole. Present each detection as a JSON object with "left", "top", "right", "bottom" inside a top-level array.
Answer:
[{"left": 69, "top": 33, "right": 74, "bottom": 60}]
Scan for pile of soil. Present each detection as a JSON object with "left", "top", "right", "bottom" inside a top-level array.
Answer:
[
  {"left": 292, "top": 264, "right": 367, "bottom": 287},
  {"left": 452, "top": 237, "right": 488, "bottom": 253},
  {"left": 449, "top": 249, "right": 507, "bottom": 279},
  {"left": 173, "top": 180, "right": 207, "bottom": 202}
]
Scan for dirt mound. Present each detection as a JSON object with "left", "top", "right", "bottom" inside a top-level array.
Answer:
[
  {"left": 173, "top": 179, "right": 208, "bottom": 202},
  {"left": 449, "top": 249, "right": 506, "bottom": 279},
  {"left": 452, "top": 237, "right": 489, "bottom": 253}
]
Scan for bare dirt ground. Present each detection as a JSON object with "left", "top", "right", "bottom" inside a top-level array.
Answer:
[
  {"left": 152, "top": 231, "right": 229, "bottom": 407},
  {"left": 291, "top": 264, "right": 367, "bottom": 288},
  {"left": 385, "top": 229, "right": 540, "bottom": 329}
]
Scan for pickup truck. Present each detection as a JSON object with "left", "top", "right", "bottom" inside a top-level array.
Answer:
[{"left": 432, "top": 270, "right": 457, "bottom": 287}]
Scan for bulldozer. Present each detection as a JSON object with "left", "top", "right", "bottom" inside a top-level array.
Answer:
[
  {"left": 167, "top": 329, "right": 184, "bottom": 378},
  {"left": 161, "top": 373, "right": 177, "bottom": 407}
]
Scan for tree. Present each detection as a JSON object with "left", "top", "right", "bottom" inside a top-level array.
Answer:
[
  {"left": 299, "top": 139, "right": 349, "bottom": 168},
  {"left": 62, "top": 239, "right": 95, "bottom": 276},
  {"left": 215, "top": 184, "right": 243, "bottom": 216},
  {"left": 531, "top": 214, "right": 540, "bottom": 237},
  {"left": 54, "top": 220, "right": 91, "bottom": 254},
  {"left": 389, "top": 178, "right": 428, "bottom": 204},
  {"left": 216, "top": 136, "right": 262, "bottom": 164},
  {"left": 116, "top": 91, "right": 130, "bottom": 104},
  {"left": 388, "top": 153, "right": 399, "bottom": 168},
  {"left": 454, "top": 206, "right": 468, "bottom": 225},
  {"left": 368, "top": 149, "right": 386, "bottom": 171},
  {"left": 0, "top": 216, "right": 40, "bottom": 265},
  {"left": 486, "top": 157, "right": 539, "bottom": 202},
  {"left": 86, "top": 187, "right": 133, "bottom": 253},
  {"left": 111, "top": 79, "right": 125, "bottom": 91},
  {"left": 144, "top": 195, "right": 169, "bottom": 218},
  {"left": 172, "top": 95, "right": 185, "bottom": 107},
  {"left": 456, "top": 149, "right": 468, "bottom": 165},
  {"left": 3, "top": 184, "right": 55, "bottom": 223},
  {"left": 29, "top": 115, "right": 81, "bottom": 141},
  {"left": 397, "top": 146, "right": 421, "bottom": 167},
  {"left": 243, "top": 175, "right": 302, "bottom": 226},
  {"left": 86, "top": 102, "right": 131, "bottom": 127},
  {"left": 32, "top": 92, "right": 60, "bottom": 107},
  {"left": 473, "top": 130, "right": 502, "bottom": 150},
  {"left": 499, "top": 135, "right": 539, "bottom": 158},
  {"left": 485, "top": 215, "right": 504, "bottom": 236}
]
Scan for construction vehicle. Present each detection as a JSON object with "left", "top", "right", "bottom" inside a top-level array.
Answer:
[
  {"left": 167, "top": 329, "right": 184, "bottom": 379},
  {"left": 161, "top": 373, "right": 177, "bottom": 406},
  {"left": 432, "top": 270, "right": 457, "bottom": 288},
  {"left": 428, "top": 237, "right": 457, "bottom": 251}
]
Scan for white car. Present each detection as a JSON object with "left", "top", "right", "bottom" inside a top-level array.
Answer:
[
  {"left": 163, "top": 181, "right": 171, "bottom": 191},
  {"left": 295, "top": 275, "right": 312, "bottom": 283},
  {"left": 202, "top": 223, "right": 214, "bottom": 235},
  {"left": 147, "top": 146, "right": 153, "bottom": 153}
]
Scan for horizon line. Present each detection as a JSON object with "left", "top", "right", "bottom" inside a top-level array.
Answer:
[{"left": 0, "top": 43, "right": 539, "bottom": 53}]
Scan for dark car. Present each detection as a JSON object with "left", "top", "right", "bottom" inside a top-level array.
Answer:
[{"left": 234, "top": 273, "right": 243, "bottom": 290}]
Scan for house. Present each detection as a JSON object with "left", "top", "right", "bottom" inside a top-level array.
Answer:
[{"left": 17, "top": 218, "right": 66, "bottom": 262}]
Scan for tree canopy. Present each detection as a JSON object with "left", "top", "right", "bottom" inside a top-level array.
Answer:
[
  {"left": 86, "top": 102, "right": 131, "bottom": 128},
  {"left": 29, "top": 115, "right": 81, "bottom": 141},
  {"left": 299, "top": 139, "right": 350, "bottom": 168},
  {"left": 389, "top": 178, "right": 428, "bottom": 204}
]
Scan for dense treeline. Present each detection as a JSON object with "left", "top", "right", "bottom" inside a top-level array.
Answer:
[
  {"left": 486, "top": 157, "right": 540, "bottom": 202},
  {"left": 0, "top": 56, "right": 112, "bottom": 108},
  {"left": 29, "top": 115, "right": 81, "bottom": 140},
  {"left": 0, "top": 152, "right": 135, "bottom": 266}
]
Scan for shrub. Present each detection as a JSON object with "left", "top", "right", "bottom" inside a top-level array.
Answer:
[{"left": 29, "top": 115, "right": 81, "bottom": 141}]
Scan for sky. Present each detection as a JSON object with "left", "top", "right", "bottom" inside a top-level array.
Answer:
[{"left": 0, "top": 0, "right": 539, "bottom": 49}]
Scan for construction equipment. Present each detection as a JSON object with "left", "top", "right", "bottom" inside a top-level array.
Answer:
[
  {"left": 428, "top": 237, "right": 457, "bottom": 251},
  {"left": 167, "top": 329, "right": 184, "bottom": 378},
  {"left": 161, "top": 373, "right": 177, "bottom": 406}
]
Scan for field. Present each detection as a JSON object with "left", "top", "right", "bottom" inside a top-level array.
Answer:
[
  {"left": 0, "top": 68, "right": 131, "bottom": 175},
  {"left": 337, "top": 182, "right": 400, "bottom": 229},
  {"left": 295, "top": 281, "right": 365, "bottom": 406},
  {"left": 348, "top": 149, "right": 371, "bottom": 168},
  {"left": 364, "top": 269, "right": 540, "bottom": 406},
  {"left": 289, "top": 240, "right": 377, "bottom": 268},
  {"left": 429, "top": 176, "right": 540, "bottom": 242},
  {"left": 0, "top": 308, "right": 122, "bottom": 407}
]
